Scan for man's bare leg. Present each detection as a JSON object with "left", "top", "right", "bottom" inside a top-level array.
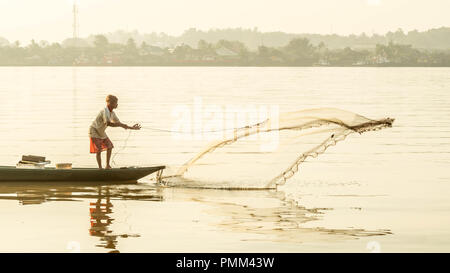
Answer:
[
  {"left": 106, "top": 148, "right": 112, "bottom": 169},
  {"left": 96, "top": 151, "right": 103, "bottom": 169}
]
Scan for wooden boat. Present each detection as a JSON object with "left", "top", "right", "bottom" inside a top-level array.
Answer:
[{"left": 0, "top": 165, "right": 165, "bottom": 182}]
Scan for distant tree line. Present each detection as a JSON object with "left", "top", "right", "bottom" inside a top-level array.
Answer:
[
  {"left": 170, "top": 27, "right": 450, "bottom": 50},
  {"left": 0, "top": 35, "right": 450, "bottom": 66},
  {"left": 29, "top": 27, "right": 450, "bottom": 50},
  {"left": 2, "top": 27, "right": 450, "bottom": 49}
]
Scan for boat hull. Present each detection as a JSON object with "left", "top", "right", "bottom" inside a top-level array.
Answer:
[{"left": 0, "top": 166, "right": 165, "bottom": 182}]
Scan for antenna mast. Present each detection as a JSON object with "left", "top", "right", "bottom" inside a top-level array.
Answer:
[{"left": 73, "top": 2, "right": 79, "bottom": 40}]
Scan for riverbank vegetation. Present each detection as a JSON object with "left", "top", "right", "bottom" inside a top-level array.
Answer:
[{"left": 1, "top": 28, "right": 450, "bottom": 66}]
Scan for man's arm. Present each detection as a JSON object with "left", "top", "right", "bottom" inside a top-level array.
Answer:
[{"left": 107, "top": 121, "right": 141, "bottom": 130}]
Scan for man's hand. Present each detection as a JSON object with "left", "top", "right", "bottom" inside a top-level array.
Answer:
[{"left": 130, "top": 123, "right": 141, "bottom": 130}]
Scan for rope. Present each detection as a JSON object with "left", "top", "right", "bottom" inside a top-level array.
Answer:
[
  {"left": 141, "top": 121, "right": 264, "bottom": 134},
  {"left": 111, "top": 129, "right": 132, "bottom": 167},
  {"left": 110, "top": 121, "right": 265, "bottom": 166}
]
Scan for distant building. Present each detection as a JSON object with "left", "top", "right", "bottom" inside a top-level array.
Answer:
[
  {"left": 374, "top": 55, "right": 390, "bottom": 64},
  {"left": 215, "top": 46, "right": 239, "bottom": 60},
  {"left": 103, "top": 51, "right": 123, "bottom": 65},
  {"left": 316, "top": 59, "right": 330, "bottom": 66},
  {"left": 25, "top": 55, "right": 43, "bottom": 65},
  {"left": 202, "top": 55, "right": 216, "bottom": 61},
  {"left": 352, "top": 61, "right": 365, "bottom": 66},
  {"left": 73, "top": 53, "right": 90, "bottom": 65}
]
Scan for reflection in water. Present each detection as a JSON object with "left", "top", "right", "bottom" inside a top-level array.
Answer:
[
  {"left": 179, "top": 189, "right": 392, "bottom": 244},
  {"left": 0, "top": 182, "right": 392, "bottom": 251},
  {"left": 0, "top": 182, "right": 163, "bottom": 252},
  {"left": 90, "top": 187, "right": 120, "bottom": 251}
]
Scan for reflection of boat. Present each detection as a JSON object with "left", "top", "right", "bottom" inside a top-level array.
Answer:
[
  {"left": 0, "top": 182, "right": 164, "bottom": 205},
  {"left": 0, "top": 182, "right": 163, "bottom": 252},
  {"left": 0, "top": 166, "right": 165, "bottom": 182}
]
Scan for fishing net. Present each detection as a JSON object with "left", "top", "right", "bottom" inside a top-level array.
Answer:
[{"left": 166, "top": 108, "right": 394, "bottom": 189}]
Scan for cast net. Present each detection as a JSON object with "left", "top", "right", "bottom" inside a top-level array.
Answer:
[{"left": 163, "top": 108, "right": 394, "bottom": 189}]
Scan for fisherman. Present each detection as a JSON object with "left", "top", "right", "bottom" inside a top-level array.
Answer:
[{"left": 89, "top": 95, "right": 141, "bottom": 169}]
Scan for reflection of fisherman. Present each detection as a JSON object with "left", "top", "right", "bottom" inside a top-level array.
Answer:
[
  {"left": 88, "top": 186, "right": 140, "bottom": 252},
  {"left": 89, "top": 187, "right": 118, "bottom": 250}
]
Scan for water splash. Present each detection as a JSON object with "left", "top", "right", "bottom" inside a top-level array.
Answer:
[{"left": 166, "top": 108, "right": 394, "bottom": 188}]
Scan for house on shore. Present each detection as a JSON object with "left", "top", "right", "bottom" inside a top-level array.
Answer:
[{"left": 215, "top": 46, "right": 239, "bottom": 61}]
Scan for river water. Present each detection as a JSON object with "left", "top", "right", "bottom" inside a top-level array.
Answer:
[{"left": 0, "top": 67, "right": 449, "bottom": 252}]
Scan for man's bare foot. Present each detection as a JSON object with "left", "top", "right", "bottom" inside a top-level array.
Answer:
[{"left": 105, "top": 165, "right": 112, "bottom": 169}]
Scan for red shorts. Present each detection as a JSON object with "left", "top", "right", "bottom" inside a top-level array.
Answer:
[{"left": 90, "top": 137, "right": 114, "bottom": 154}]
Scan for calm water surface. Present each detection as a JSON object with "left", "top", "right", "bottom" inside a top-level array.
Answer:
[{"left": 0, "top": 67, "right": 449, "bottom": 252}]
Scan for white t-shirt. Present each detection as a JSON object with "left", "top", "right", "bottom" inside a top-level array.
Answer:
[{"left": 89, "top": 107, "right": 120, "bottom": 139}]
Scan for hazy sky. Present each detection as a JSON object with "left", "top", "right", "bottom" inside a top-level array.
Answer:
[{"left": 0, "top": 0, "right": 449, "bottom": 43}]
